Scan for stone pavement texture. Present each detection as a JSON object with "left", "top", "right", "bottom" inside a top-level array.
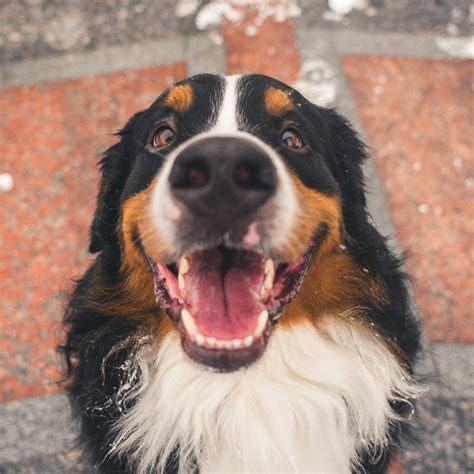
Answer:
[{"left": 0, "top": 1, "right": 473, "bottom": 472}]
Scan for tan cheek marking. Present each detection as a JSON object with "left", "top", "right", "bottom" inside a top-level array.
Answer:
[
  {"left": 279, "top": 251, "right": 387, "bottom": 329},
  {"left": 165, "top": 83, "right": 193, "bottom": 112},
  {"left": 264, "top": 87, "right": 293, "bottom": 116},
  {"left": 277, "top": 174, "right": 386, "bottom": 328},
  {"left": 98, "top": 186, "right": 169, "bottom": 316}
]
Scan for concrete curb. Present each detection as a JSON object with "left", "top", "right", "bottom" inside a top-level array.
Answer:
[{"left": 0, "top": 34, "right": 226, "bottom": 88}]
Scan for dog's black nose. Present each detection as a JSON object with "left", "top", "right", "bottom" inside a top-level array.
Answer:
[{"left": 168, "top": 136, "right": 277, "bottom": 220}]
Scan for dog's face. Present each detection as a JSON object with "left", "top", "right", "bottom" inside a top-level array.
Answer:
[{"left": 91, "top": 73, "right": 368, "bottom": 372}]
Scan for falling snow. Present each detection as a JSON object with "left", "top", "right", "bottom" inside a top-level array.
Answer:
[
  {"left": 435, "top": 36, "right": 474, "bottom": 59},
  {"left": 327, "top": 0, "right": 367, "bottom": 17},
  {"left": 293, "top": 58, "right": 338, "bottom": 107},
  {"left": 0, "top": 173, "right": 14, "bottom": 192}
]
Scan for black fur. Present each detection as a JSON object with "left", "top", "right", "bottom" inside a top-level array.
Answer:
[{"left": 61, "top": 73, "right": 420, "bottom": 473}]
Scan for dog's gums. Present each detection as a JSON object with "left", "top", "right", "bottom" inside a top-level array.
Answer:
[{"left": 147, "top": 242, "right": 316, "bottom": 371}]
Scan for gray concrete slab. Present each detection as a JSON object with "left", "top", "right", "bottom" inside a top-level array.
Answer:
[
  {"left": 423, "top": 343, "right": 474, "bottom": 399},
  {"left": 0, "top": 393, "right": 78, "bottom": 465},
  {"left": 404, "top": 397, "right": 474, "bottom": 473}
]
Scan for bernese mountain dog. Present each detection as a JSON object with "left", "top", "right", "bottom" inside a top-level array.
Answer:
[{"left": 62, "top": 73, "right": 422, "bottom": 473}]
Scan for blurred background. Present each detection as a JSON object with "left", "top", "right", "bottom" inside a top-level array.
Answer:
[{"left": 0, "top": 1, "right": 472, "bottom": 472}]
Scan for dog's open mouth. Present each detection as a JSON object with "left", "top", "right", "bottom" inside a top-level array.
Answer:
[{"left": 147, "top": 243, "right": 316, "bottom": 371}]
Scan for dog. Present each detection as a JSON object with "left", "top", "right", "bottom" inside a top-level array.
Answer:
[{"left": 61, "top": 73, "right": 422, "bottom": 473}]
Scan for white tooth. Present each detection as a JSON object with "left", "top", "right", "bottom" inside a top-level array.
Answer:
[
  {"left": 178, "top": 272, "right": 185, "bottom": 292},
  {"left": 243, "top": 335, "right": 254, "bottom": 347},
  {"left": 254, "top": 310, "right": 269, "bottom": 337},
  {"left": 260, "top": 259, "right": 274, "bottom": 301},
  {"left": 263, "top": 270, "right": 273, "bottom": 289},
  {"left": 181, "top": 309, "right": 197, "bottom": 335},
  {"left": 265, "top": 258, "right": 274, "bottom": 277},
  {"left": 223, "top": 340, "right": 233, "bottom": 349},
  {"left": 259, "top": 285, "right": 271, "bottom": 301},
  {"left": 206, "top": 337, "right": 216, "bottom": 348},
  {"left": 232, "top": 339, "right": 242, "bottom": 349},
  {"left": 179, "top": 257, "right": 190, "bottom": 275},
  {"left": 196, "top": 333, "right": 205, "bottom": 346},
  {"left": 215, "top": 340, "right": 225, "bottom": 349}
]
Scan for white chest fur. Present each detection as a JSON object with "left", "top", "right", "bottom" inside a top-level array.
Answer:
[{"left": 110, "top": 320, "right": 420, "bottom": 473}]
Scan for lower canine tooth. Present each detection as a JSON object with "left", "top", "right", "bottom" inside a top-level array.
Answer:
[
  {"left": 254, "top": 310, "right": 269, "bottom": 336},
  {"left": 181, "top": 309, "right": 197, "bottom": 335}
]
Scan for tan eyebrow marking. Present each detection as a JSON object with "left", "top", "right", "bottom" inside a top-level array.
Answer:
[
  {"left": 165, "top": 83, "right": 193, "bottom": 111},
  {"left": 264, "top": 87, "right": 294, "bottom": 116}
]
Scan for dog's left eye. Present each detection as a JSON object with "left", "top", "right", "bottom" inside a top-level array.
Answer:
[
  {"left": 281, "top": 128, "right": 304, "bottom": 149},
  {"left": 151, "top": 126, "right": 176, "bottom": 148}
]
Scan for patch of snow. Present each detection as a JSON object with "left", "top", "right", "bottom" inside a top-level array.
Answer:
[
  {"left": 0, "top": 173, "right": 13, "bottom": 192},
  {"left": 209, "top": 31, "right": 224, "bottom": 45},
  {"left": 267, "top": 46, "right": 276, "bottom": 56},
  {"left": 417, "top": 204, "right": 429, "bottom": 214},
  {"left": 373, "top": 85, "right": 384, "bottom": 95},
  {"left": 194, "top": 1, "right": 301, "bottom": 32},
  {"left": 196, "top": 2, "right": 241, "bottom": 30},
  {"left": 244, "top": 24, "right": 258, "bottom": 36},
  {"left": 446, "top": 22, "right": 460, "bottom": 36},
  {"left": 322, "top": 10, "right": 344, "bottom": 23},
  {"left": 293, "top": 57, "right": 337, "bottom": 107},
  {"left": 365, "top": 6, "right": 377, "bottom": 17},
  {"left": 328, "top": 0, "right": 367, "bottom": 16},
  {"left": 435, "top": 36, "right": 474, "bottom": 59},
  {"left": 175, "top": 0, "right": 200, "bottom": 18}
]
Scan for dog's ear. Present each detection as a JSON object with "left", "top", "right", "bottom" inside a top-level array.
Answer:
[{"left": 89, "top": 112, "right": 144, "bottom": 253}]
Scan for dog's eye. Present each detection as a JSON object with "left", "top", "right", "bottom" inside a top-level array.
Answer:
[
  {"left": 281, "top": 128, "right": 304, "bottom": 149},
  {"left": 152, "top": 126, "right": 176, "bottom": 148}
]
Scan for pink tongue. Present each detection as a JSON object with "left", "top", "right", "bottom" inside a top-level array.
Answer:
[{"left": 184, "top": 249, "right": 266, "bottom": 339}]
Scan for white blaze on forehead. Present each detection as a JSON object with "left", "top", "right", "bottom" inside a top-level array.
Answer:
[{"left": 212, "top": 74, "right": 241, "bottom": 133}]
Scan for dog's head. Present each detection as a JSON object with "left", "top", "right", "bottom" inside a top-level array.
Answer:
[{"left": 91, "top": 73, "right": 370, "bottom": 371}]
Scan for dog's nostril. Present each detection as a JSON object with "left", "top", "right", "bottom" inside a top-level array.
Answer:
[
  {"left": 171, "top": 160, "right": 210, "bottom": 189},
  {"left": 188, "top": 163, "right": 209, "bottom": 188},
  {"left": 233, "top": 161, "right": 274, "bottom": 191},
  {"left": 234, "top": 162, "right": 252, "bottom": 187}
]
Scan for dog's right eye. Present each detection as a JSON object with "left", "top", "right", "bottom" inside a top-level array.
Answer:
[{"left": 151, "top": 126, "right": 176, "bottom": 148}]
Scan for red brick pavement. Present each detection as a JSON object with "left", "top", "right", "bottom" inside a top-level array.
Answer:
[
  {"left": 343, "top": 55, "right": 474, "bottom": 344},
  {"left": 0, "top": 63, "right": 187, "bottom": 402},
  {"left": 223, "top": 8, "right": 300, "bottom": 84}
]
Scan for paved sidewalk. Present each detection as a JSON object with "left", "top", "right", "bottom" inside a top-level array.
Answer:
[{"left": 1, "top": 1, "right": 473, "bottom": 472}]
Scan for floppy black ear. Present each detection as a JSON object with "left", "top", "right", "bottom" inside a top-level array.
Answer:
[
  {"left": 89, "top": 112, "right": 143, "bottom": 253},
  {"left": 323, "top": 108, "right": 368, "bottom": 211}
]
